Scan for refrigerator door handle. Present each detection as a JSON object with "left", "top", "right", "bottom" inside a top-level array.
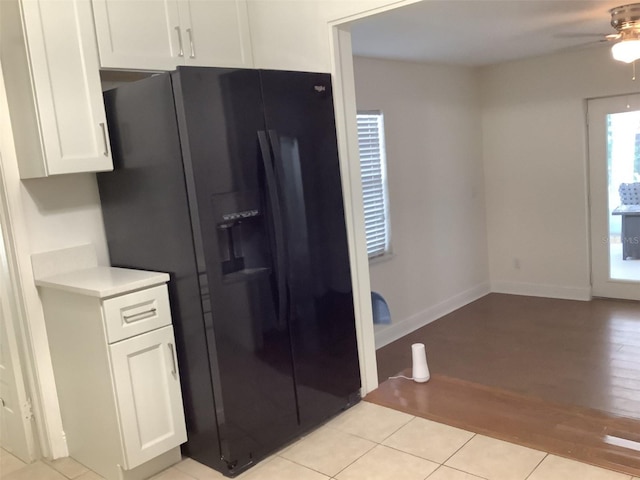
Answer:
[
  {"left": 258, "top": 131, "right": 288, "bottom": 330},
  {"left": 266, "top": 129, "right": 281, "bottom": 165}
]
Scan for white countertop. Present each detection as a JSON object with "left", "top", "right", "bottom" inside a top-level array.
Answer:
[{"left": 35, "top": 266, "right": 170, "bottom": 298}]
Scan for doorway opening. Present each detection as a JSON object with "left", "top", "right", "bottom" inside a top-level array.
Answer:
[
  {"left": 607, "top": 110, "right": 640, "bottom": 281},
  {"left": 589, "top": 93, "right": 640, "bottom": 300}
]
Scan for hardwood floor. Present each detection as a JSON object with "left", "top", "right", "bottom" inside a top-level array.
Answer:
[
  {"left": 370, "top": 293, "right": 640, "bottom": 476},
  {"left": 366, "top": 373, "right": 640, "bottom": 476}
]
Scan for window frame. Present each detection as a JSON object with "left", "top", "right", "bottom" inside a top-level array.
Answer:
[{"left": 356, "top": 110, "right": 391, "bottom": 260}]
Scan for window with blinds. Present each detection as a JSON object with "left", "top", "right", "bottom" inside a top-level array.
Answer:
[{"left": 356, "top": 111, "right": 390, "bottom": 259}]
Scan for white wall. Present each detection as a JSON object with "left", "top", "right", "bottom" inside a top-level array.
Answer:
[
  {"left": 353, "top": 56, "right": 490, "bottom": 347},
  {"left": 21, "top": 176, "right": 108, "bottom": 264},
  {"left": 481, "top": 45, "right": 639, "bottom": 300},
  {"left": 246, "top": 0, "right": 420, "bottom": 72}
]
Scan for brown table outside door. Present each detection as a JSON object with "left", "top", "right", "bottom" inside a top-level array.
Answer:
[{"left": 612, "top": 205, "right": 640, "bottom": 260}]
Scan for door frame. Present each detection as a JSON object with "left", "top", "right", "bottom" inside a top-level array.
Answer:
[
  {"left": 0, "top": 63, "right": 67, "bottom": 459},
  {"left": 326, "top": 0, "right": 421, "bottom": 394},
  {"left": 327, "top": 25, "right": 378, "bottom": 394},
  {"left": 0, "top": 172, "right": 37, "bottom": 462},
  {"left": 588, "top": 93, "right": 640, "bottom": 300}
]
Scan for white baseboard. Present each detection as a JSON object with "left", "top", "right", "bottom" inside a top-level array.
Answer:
[
  {"left": 490, "top": 281, "right": 591, "bottom": 302},
  {"left": 374, "top": 282, "right": 491, "bottom": 349}
]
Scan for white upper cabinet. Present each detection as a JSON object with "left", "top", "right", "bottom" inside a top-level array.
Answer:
[
  {"left": 178, "top": 0, "right": 253, "bottom": 67},
  {"left": 0, "top": 0, "right": 113, "bottom": 178},
  {"left": 92, "top": 0, "right": 183, "bottom": 71},
  {"left": 93, "top": 0, "right": 254, "bottom": 71}
]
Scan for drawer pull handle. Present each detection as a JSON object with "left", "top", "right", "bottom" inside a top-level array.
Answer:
[
  {"left": 122, "top": 308, "right": 157, "bottom": 323},
  {"left": 168, "top": 343, "right": 177, "bottom": 376}
]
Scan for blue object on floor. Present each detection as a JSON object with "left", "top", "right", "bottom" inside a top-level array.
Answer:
[{"left": 371, "top": 291, "right": 391, "bottom": 324}]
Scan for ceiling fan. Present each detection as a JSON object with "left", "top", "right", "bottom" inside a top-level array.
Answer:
[
  {"left": 608, "top": 3, "right": 640, "bottom": 62},
  {"left": 560, "top": 4, "right": 640, "bottom": 63}
]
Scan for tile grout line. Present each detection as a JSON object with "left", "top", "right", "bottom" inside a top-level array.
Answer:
[
  {"left": 330, "top": 413, "right": 502, "bottom": 475},
  {"left": 366, "top": 415, "right": 467, "bottom": 466},
  {"left": 321, "top": 437, "right": 379, "bottom": 479},
  {"left": 376, "top": 414, "right": 417, "bottom": 444},
  {"left": 425, "top": 463, "right": 492, "bottom": 480},
  {"left": 168, "top": 464, "right": 201, "bottom": 480},
  {"left": 523, "top": 453, "right": 549, "bottom": 480},
  {"left": 423, "top": 464, "right": 446, "bottom": 480},
  {"left": 325, "top": 421, "right": 415, "bottom": 446},
  {"left": 326, "top": 412, "right": 467, "bottom": 476},
  {"left": 440, "top": 431, "right": 477, "bottom": 466},
  {"left": 324, "top": 404, "right": 415, "bottom": 445},
  {"left": 380, "top": 441, "right": 456, "bottom": 467},
  {"left": 329, "top": 410, "right": 431, "bottom": 479},
  {"left": 276, "top": 433, "right": 378, "bottom": 480},
  {"left": 277, "top": 407, "right": 418, "bottom": 479},
  {"left": 375, "top": 415, "right": 478, "bottom": 467}
]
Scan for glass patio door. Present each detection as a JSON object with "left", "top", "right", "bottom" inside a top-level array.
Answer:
[{"left": 588, "top": 94, "right": 640, "bottom": 299}]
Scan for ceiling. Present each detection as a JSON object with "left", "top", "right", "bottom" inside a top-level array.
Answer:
[{"left": 350, "top": 0, "right": 627, "bottom": 67}]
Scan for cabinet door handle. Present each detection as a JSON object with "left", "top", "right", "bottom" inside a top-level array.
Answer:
[
  {"left": 175, "top": 26, "right": 184, "bottom": 57},
  {"left": 186, "top": 28, "right": 195, "bottom": 58},
  {"left": 122, "top": 308, "right": 157, "bottom": 322},
  {"left": 168, "top": 343, "right": 177, "bottom": 376},
  {"left": 99, "top": 123, "right": 109, "bottom": 157}
]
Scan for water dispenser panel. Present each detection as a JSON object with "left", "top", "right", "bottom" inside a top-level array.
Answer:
[{"left": 212, "top": 191, "right": 269, "bottom": 281}]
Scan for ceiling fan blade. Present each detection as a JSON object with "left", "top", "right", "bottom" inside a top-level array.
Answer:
[
  {"left": 554, "top": 39, "right": 614, "bottom": 54},
  {"left": 554, "top": 32, "right": 613, "bottom": 38}
]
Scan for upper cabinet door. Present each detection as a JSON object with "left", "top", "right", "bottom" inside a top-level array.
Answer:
[
  {"left": 92, "top": 0, "right": 183, "bottom": 71},
  {"left": 178, "top": 0, "right": 253, "bottom": 68},
  {"left": 2, "top": 0, "right": 113, "bottom": 178}
]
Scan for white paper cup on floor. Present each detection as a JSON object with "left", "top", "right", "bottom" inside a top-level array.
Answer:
[{"left": 411, "top": 343, "right": 430, "bottom": 383}]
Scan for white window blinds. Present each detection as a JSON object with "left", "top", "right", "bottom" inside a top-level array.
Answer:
[{"left": 356, "top": 111, "right": 390, "bottom": 258}]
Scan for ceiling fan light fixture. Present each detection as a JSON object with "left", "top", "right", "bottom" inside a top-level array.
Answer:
[
  {"left": 610, "top": 4, "right": 640, "bottom": 63},
  {"left": 612, "top": 38, "right": 640, "bottom": 62}
]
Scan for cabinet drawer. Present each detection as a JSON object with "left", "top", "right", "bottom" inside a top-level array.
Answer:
[{"left": 103, "top": 284, "right": 171, "bottom": 343}]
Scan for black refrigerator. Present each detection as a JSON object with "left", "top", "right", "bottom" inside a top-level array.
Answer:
[{"left": 96, "top": 67, "right": 361, "bottom": 477}]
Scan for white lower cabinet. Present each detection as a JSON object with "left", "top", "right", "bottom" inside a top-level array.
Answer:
[
  {"left": 36, "top": 267, "right": 186, "bottom": 480},
  {"left": 110, "top": 326, "right": 186, "bottom": 469}
]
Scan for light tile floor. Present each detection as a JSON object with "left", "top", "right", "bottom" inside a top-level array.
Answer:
[{"left": 3, "top": 402, "right": 640, "bottom": 480}]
